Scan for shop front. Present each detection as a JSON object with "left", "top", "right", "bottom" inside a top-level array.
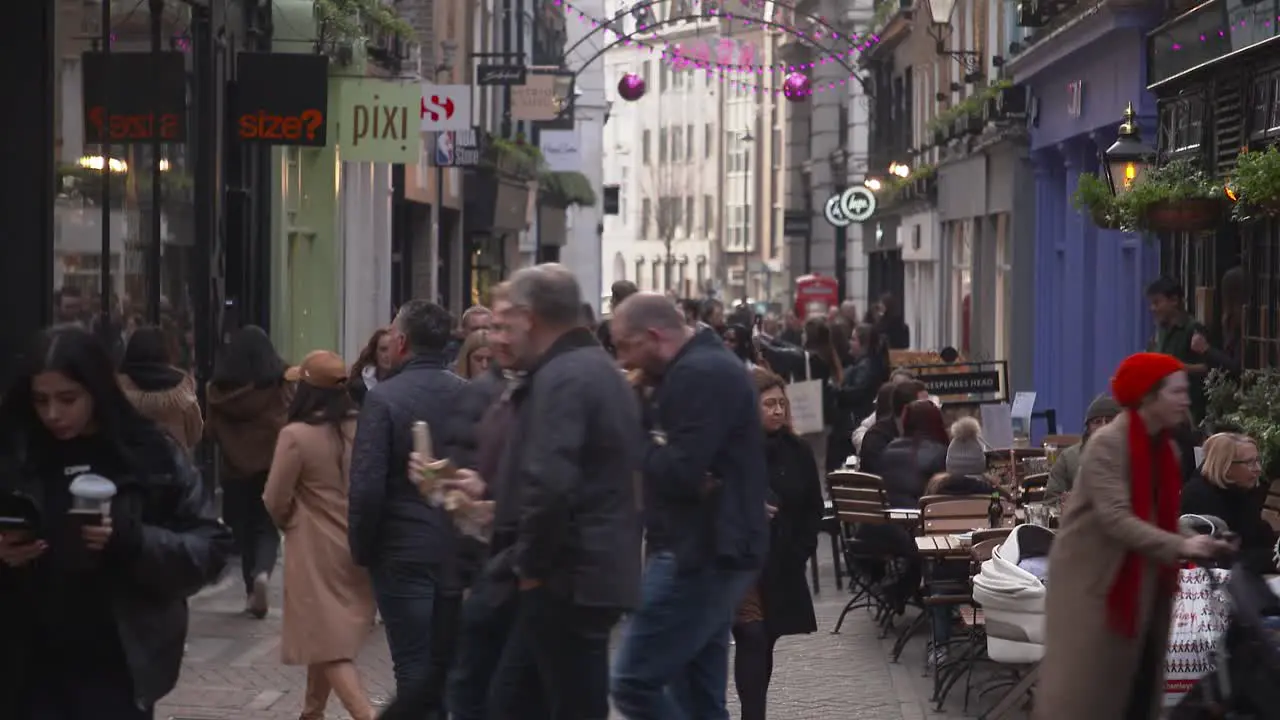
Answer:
[
  {"left": 936, "top": 138, "right": 1035, "bottom": 384},
  {"left": 1147, "top": 0, "right": 1279, "bottom": 369},
  {"left": 1010, "top": 4, "right": 1161, "bottom": 430}
]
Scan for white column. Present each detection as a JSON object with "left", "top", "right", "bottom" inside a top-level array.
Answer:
[{"left": 340, "top": 161, "right": 394, "bottom": 361}]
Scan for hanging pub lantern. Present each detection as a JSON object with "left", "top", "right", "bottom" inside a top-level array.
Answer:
[{"left": 1102, "top": 102, "right": 1155, "bottom": 196}]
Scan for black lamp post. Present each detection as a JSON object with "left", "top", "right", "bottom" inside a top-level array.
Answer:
[
  {"left": 1102, "top": 102, "right": 1155, "bottom": 196},
  {"left": 828, "top": 148, "right": 850, "bottom": 302}
]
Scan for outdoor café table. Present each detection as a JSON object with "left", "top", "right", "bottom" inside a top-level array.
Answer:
[
  {"left": 915, "top": 535, "right": 971, "bottom": 558},
  {"left": 886, "top": 507, "right": 922, "bottom": 529}
]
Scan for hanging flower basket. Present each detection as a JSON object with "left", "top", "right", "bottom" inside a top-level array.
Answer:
[
  {"left": 1091, "top": 209, "right": 1123, "bottom": 230},
  {"left": 1143, "top": 198, "right": 1225, "bottom": 232}
]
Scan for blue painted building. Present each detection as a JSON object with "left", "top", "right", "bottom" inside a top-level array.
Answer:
[{"left": 1007, "top": 4, "right": 1162, "bottom": 433}]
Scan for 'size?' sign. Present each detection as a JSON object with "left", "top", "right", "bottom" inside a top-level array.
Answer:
[{"left": 421, "top": 85, "right": 474, "bottom": 132}]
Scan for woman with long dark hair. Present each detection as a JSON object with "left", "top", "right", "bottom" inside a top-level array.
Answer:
[
  {"left": 829, "top": 323, "right": 890, "bottom": 472},
  {"left": 117, "top": 325, "right": 203, "bottom": 453},
  {"left": 732, "top": 368, "right": 823, "bottom": 720},
  {"left": 878, "top": 400, "right": 949, "bottom": 507},
  {"left": 348, "top": 327, "right": 395, "bottom": 406},
  {"left": 263, "top": 351, "right": 376, "bottom": 720},
  {"left": 206, "top": 325, "right": 292, "bottom": 618},
  {"left": 723, "top": 323, "right": 763, "bottom": 369},
  {"left": 0, "top": 325, "right": 231, "bottom": 719}
]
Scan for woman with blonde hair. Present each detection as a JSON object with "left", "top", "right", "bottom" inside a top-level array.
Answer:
[
  {"left": 732, "top": 367, "right": 824, "bottom": 720},
  {"left": 1181, "top": 432, "right": 1277, "bottom": 573},
  {"left": 454, "top": 330, "right": 492, "bottom": 380},
  {"left": 264, "top": 351, "right": 377, "bottom": 720}
]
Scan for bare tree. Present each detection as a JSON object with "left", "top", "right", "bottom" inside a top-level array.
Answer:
[{"left": 641, "top": 158, "right": 700, "bottom": 294}]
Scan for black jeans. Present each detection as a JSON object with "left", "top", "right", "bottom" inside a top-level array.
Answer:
[
  {"left": 489, "top": 587, "right": 619, "bottom": 720},
  {"left": 377, "top": 590, "right": 463, "bottom": 720},
  {"left": 732, "top": 621, "right": 778, "bottom": 720},
  {"left": 373, "top": 561, "right": 438, "bottom": 698},
  {"left": 446, "top": 577, "right": 532, "bottom": 720},
  {"left": 221, "top": 472, "right": 279, "bottom": 592}
]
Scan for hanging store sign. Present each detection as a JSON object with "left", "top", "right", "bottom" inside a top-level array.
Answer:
[
  {"left": 433, "top": 127, "right": 484, "bottom": 167},
  {"left": 335, "top": 78, "right": 420, "bottom": 164},
  {"left": 919, "top": 370, "right": 1002, "bottom": 396},
  {"left": 421, "top": 85, "right": 474, "bottom": 132},
  {"left": 783, "top": 210, "right": 811, "bottom": 236},
  {"left": 235, "top": 53, "right": 329, "bottom": 146},
  {"left": 477, "top": 64, "right": 528, "bottom": 86},
  {"left": 82, "top": 51, "right": 188, "bottom": 144},
  {"left": 539, "top": 129, "right": 580, "bottom": 172},
  {"left": 510, "top": 70, "right": 573, "bottom": 122},
  {"left": 823, "top": 186, "right": 877, "bottom": 227}
]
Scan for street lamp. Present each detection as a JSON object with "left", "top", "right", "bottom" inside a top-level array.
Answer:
[
  {"left": 926, "top": 0, "right": 982, "bottom": 74},
  {"left": 1102, "top": 102, "right": 1155, "bottom": 197}
]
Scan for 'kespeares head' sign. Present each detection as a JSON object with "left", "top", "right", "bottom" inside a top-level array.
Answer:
[
  {"left": 82, "top": 52, "right": 187, "bottom": 144},
  {"left": 235, "top": 53, "right": 329, "bottom": 147}
]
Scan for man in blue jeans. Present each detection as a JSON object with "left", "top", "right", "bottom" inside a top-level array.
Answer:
[
  {"left": 608, "top": 294, "right": 770, "bottom": 719},
  {"left": 348, "top": 299, "right": 468, "bottom": 701}
]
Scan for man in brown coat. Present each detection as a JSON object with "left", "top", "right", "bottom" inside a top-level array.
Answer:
[{"left": 1034, "top": 352, "right": 1234, "bottom": 720}]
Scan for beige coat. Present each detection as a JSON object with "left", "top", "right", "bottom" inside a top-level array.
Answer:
[
  {"left": 264, "top": 419, "right": 374, "bottom": 665},
  {"left": 1034, "top": 412, "right": 1184, "bottom": 720}
]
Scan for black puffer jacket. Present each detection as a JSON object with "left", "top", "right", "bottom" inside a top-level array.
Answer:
[
  {"left": 878, "top": 438, "right": 947, "bottom": 508},
  {"left": 0, "top": 432, "right": 231, "bottom": 712}
]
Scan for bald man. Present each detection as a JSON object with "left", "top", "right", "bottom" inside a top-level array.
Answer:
[{"left": 609, "top": 292, "right": 769, "bottom": 719}]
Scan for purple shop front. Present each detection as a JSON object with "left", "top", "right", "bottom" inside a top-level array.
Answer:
[{"left": 1010, "top": 6, "right": 1161, "bottom": 434}]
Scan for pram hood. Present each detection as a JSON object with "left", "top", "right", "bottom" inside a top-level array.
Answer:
[{"left": 972, "top": 524, "right": 1055, "bottom": 602}]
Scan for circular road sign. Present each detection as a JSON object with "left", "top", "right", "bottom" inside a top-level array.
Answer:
[
  {"left": 823, "top": 194, "right": 851, "bottom": 228},
  {"left": 839, "top": 186, "right": 877, "bottom": 223}
]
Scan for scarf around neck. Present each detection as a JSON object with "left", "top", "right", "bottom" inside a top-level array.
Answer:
[{"left": 1107, "top": 409, "right": 1182, "bottom": 637}]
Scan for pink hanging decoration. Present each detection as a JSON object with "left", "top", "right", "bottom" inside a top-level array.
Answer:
[
  {"left": 738, "top": 42, "right": 755, "bottom": 66},
  {"left": 782, "top": 72, "right": 810, "bottom": 101},
  {"left": 717, "top": 37, "right": 736, "bottom": 64},
  {"left": 618, "top": 72, "right": 647, "bottom": 102}
]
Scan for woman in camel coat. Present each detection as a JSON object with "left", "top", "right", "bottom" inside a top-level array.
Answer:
[
  {"left": 1034, "top": 353, "right": 1233, "bottom": 720},
  {"left": 264, "top": 351, "right": 376, "bottom": 720}
]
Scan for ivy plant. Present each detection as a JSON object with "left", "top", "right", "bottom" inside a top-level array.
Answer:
[
  {"left": 1120, "top": 158, "right": 1222, "bottom": 221},
  {"left": 539, "top": 171, "right": 597, "bottom": 208},
  {"left": 487, "top": 135, "right": 545, "bottom": 180},
  {"left": 1230, "top": 145, "right": 1280, "bottom": 220},
  {"left": 1071, "top": 172, "right": 1133, "bottom": 230},
  {"left": 926, "top": 79, "right": 1013, "bottom": 134},
  {"left": 314, "top": 0, "right": 413, "bottom": 49},
  {"left": 868, "top": 0, "right": 897, "bottom": 32},
  {"left": 1205, "top": 368, "right": 1280, "bottom": 475}
]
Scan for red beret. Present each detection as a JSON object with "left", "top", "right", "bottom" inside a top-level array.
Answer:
[{"left": 1110, "top": 352, "right": 1185, "bottom": 408}]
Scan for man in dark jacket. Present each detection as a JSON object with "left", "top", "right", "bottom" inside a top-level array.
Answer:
[
  {"left": 608, "top": 292, "right": 769, "bottom": 720},
  {"left": 482, "top": 264, "right": 643, "bottom": 718},
  {"left": 348, "top": 299, "right": 466, "bottom": 699}
]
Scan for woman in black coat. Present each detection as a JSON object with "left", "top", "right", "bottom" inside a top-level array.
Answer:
[
  {"left": 1181, "top": 432, "right": 1277, "bottom": 574},
  {"left": 830, "top": 323, "right": 889, "bottom": 472},
  {"left": 732, "top": 368, "right": 824, "bottom": 720}
]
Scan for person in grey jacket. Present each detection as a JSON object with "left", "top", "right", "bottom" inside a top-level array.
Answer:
[
  {"left": 483, "top": 264, "right": 644, "bottom": 718},
  {"left": 347, "top": 299, "right": 467, "bottom": 701},
  {"left": 1045, "top": 394, "right": 1120, "bottom": 501}
]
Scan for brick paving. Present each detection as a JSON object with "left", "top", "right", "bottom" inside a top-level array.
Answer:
[{"left": 158, "top": 544, "right": 1028, "bottom": 720}]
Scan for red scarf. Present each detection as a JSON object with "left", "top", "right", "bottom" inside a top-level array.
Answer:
[{"left": 1106, "top": 409, "right": 1182, "bottom": 637}]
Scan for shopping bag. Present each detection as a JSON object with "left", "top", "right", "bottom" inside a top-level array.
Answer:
[
  {"left": 788, "top": 351, "right": 825, "bottom": 436},
  {"left": 1163, "top": 567, "right": 1230, "bottom": 708}
]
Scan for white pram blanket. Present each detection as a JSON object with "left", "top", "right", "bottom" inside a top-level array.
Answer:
[{"left": 971, "top": 524, "right": 1055, "bottom": 663}]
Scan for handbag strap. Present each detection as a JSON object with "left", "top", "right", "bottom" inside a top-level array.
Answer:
[{"left": 803, "top": 351, "right": 811, "bottom": 382}]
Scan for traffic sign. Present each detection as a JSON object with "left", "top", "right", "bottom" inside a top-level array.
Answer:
[{"left": 822, "top": 186, "right": 877, "bottom": 228}]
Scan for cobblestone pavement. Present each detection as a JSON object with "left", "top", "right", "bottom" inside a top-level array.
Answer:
[{"left": 159, "top": 544, "right": 1028, "bottom": 720}]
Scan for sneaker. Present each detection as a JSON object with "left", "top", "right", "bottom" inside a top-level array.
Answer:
[
  {"left": 247, "top": 572, "right": 269, "bottom": 619},
  {"left": 930, "top": 646, "right": 949, "bottom": 667}
]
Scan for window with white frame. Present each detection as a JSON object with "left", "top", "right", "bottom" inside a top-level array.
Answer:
[
  {"left": 672, "top": 126, "right": 684, "bottom": 162},
  {"left": 620, "top": 167, "right": 629, "bottom": 222},
  {"left": 951, "top": 221, "right": 973, "bottom": 353}
]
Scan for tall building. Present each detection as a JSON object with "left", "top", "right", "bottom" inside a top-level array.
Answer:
[{"left": 600, "top": 2, "right": 791, "bottom": 303}]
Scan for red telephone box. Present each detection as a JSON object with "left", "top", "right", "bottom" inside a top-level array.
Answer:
[{"left": 794, "top": 274, "right": 839, "bottom": 320}]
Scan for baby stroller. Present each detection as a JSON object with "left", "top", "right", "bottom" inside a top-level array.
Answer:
[{"left": 1168, "top": 529, "right": 1280, "bottom": 718}]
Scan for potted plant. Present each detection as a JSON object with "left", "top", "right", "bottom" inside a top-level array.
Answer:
[
  {"left": 1125, "top": 158, "right": 1226, "bottom": 232},
  {"left": 486, "top": 135, "right": 544, "bottom": 181},
  {"left": 538, "top": 171, "right": 597, "bottom": 209},
  {"left": 1231, "top": 145, "right": 1280, "bottom": 219},
  {"left": 1071, "top": 172, "right": 1130, "bottom": 230}
]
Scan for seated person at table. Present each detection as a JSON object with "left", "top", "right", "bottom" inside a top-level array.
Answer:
[
  {"left": 1045, "top": 394, "right": 1120, "bottom": 502},
  {"left": 918, "top": 418, "right": 1006, "bottom": 662},
  {"left": 852, "top": 368, "right": 919, "bottom": 451},
  {"left": 1181, "top": 432, "right": 1277, "bottom": 574},
  {"left": 859, "top": 380, "right": 928, "bottom": 476},
  {"left": 878, "top": 400, "right": 949, "bottom": 507}
]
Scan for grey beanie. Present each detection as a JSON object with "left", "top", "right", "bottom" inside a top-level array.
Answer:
[
  {"left": 1085, "top": 394, "right": 1121, "bottom": 423},
  {"left": 946, "top": 417, "right": 988, "bottom": 477}
]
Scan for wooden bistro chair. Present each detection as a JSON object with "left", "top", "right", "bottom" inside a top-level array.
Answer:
[
  {"left": 932, "top": 537, "right": 1004, "bottom": 712},
  {"left": 1264, "top": 479, "right": 1280, "bottom": 532},
  {"left": 829, "top": 471, "right": 896, "bottom": 634}
]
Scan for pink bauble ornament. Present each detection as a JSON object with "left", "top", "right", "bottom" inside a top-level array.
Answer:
[
  {"left": 618, "top": 73, "right": 647, "bottom": 102},
  {"left": 782, "top": 72, "right": 811, "bottom": 101}
]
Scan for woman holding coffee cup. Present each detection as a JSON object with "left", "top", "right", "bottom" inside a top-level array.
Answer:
[{"left": 0, "top": 325, "right": 231, "bottom": 719}]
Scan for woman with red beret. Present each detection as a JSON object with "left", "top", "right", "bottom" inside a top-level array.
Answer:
[{"left": 1033, "top": 353, "right": 1235, "bottom": 720}]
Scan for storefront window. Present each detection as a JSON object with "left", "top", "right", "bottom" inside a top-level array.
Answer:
[
  {"left": 1242, "top": 221, "right": 1280, "bottom": 368},
  {"left": 53, "top": 35, "right": 196, "bottom": 371},
  {"left": 951, "top": 222, "right": 973, "bottom": 353}
]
